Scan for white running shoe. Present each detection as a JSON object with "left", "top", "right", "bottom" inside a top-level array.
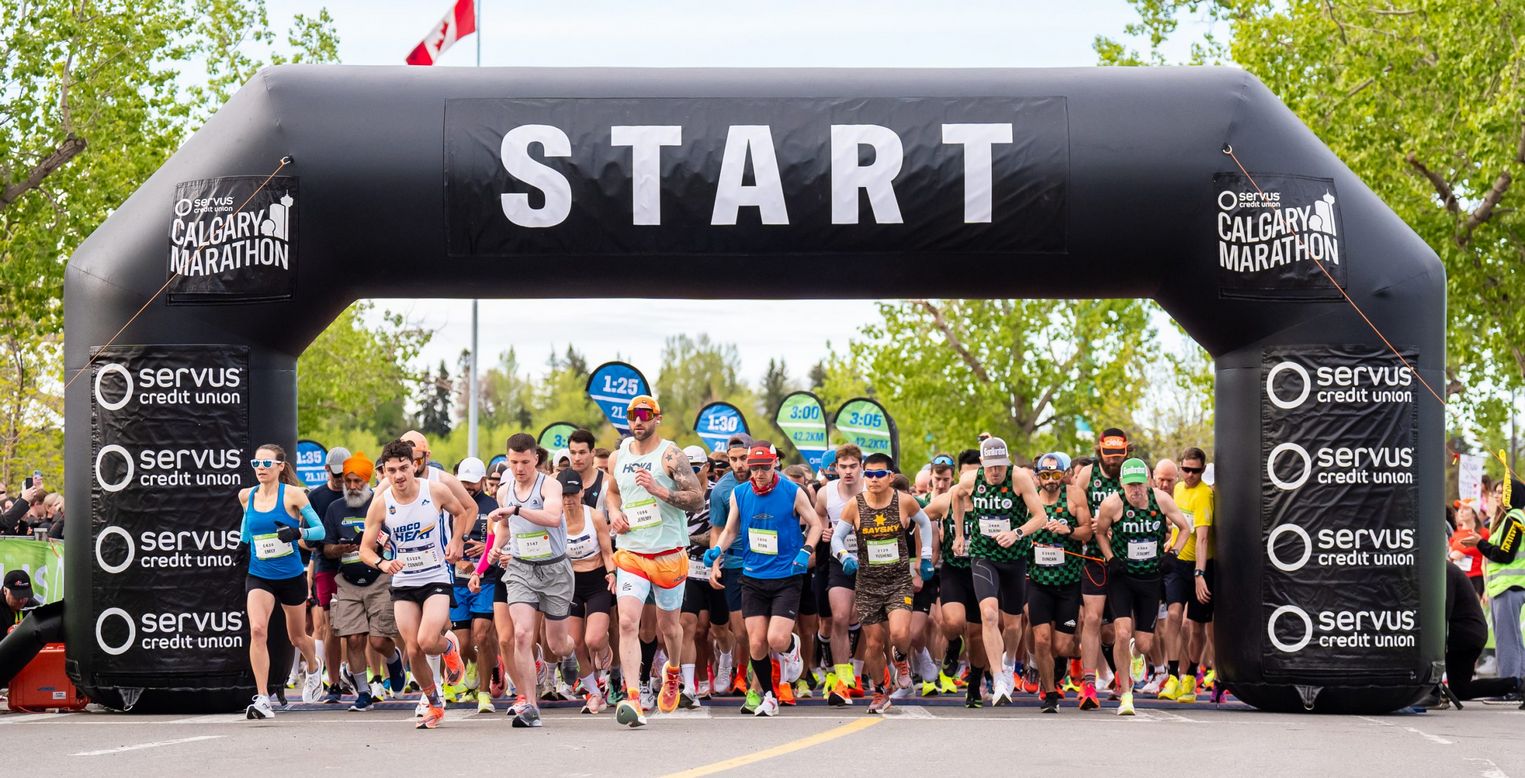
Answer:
[
  {"left": 697, "top": 680, "right": 712, "bottom": 699},
  {"left": 246, "top": 694, "right": 275, "bottom": 719},
  {"left": 991, "top": 675, "right": 1014, "bottom": 707},
  {"left": 715, "top": 653, "right": 733, "bottom": 694},
  {"left": 754, "top": 691, "right": 780, "bottom": 717},
  {"left": 679, "top": 688, "right": 701, "bottom": 709},
  {"left": 1140, "top": 672, "right": 1166, "bottom": 696},
  {"left": 640, "top": 681, "right": 657, "bottom": 711},
  {"left": 780, "top": 634, "right": 804, "bottom": 684},
  {"left": 369, "top": 681, "right": 387, "bottom": 700},
  {"left": 301, "top": 670, "right": 324, "bottom": 704},
  {"left": 414, "top": 696, "right": 430, "bottom": 718}
]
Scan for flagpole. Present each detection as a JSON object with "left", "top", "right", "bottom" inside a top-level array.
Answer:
[{"left": 467, "top": 0, "right": 482, "bottom": 459}]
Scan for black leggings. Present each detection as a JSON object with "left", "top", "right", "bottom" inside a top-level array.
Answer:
[
  {"left": 1448, "top": 642, "right": 1521, "bottom": 700},
  {"left": 971, "top": 557, "right": 1026, "bottom": 616}
]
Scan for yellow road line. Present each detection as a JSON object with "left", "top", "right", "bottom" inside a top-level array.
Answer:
[{"left": 660, "top": 716, "right": 884, "bottom": 777}]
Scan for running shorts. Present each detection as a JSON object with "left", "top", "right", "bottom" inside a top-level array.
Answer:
[
  {"left": 1185, "top": 561, "right": 1215, "bottom": 624},
  {"left": 247, "top": 573, "right": 307, "bottom": 608},
  {"left": 827, "top": 556, "right": 858, "bottom": 591},
  {"left": 502, "top": 558, "right": 575, "bottom": 620},
  {"left": 971, "top": 557, "right": 1026, "bottom": 616},
  {"left": 1163, "top": 562, "right": 1193, "bottom": 607},
  {"left": 1027, "top": 580, "right": 1081, "bottom": 635},
  {"left": 1107, "top": 572, "right": 1162, "bottom": 632},
  {"left": 911, "top": 571, "right": 940, "bottom": 613},
  {"left": 937, "top": 565, "right": 982, "bottom": 625},
  {"left": 331, "top": 573, "right": 397, "bottom": 637},
  {"left": 682, "top": 574, "right": 731, "bottom": 625},
  {"left": 854, "top": 570, "right": 913, "bottom": 626},
  {"left": 569, "top": 568, "right": 615, "bottom": 620},
  {"left": 741, "top": 574, "right": 802, "bottom": 620},
  {"left": 450, "top": 580, "right": 496, "bottom": 625},
  {"left": 313, "top": 571, "right": 338, "bottom": 609},
  {"left": 614, "top": 548, "right": 688, "bottom": 611},
  {"left": 390, "top": 581, "right": 455, "bottom": 608}
]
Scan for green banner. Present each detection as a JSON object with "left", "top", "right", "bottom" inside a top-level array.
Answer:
[
  {"left": 0, "top": 537, "right": 65, "bottom": 603},
  {"left": 834, "top": 397, "right": 899, "bottom": 462},
  {"left": 538, "top": 421, "right": 579, "bottom": 452},
  {"left": 774, "top": 391, "right": 830, "bottom": 472}
]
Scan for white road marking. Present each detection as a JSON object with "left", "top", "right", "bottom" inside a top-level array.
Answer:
[
  {"left": 72, "top": 735, "right": 224, "bottom": 756},
  {"left": 1148, "top": 709, "right": 1204, "bottom": 723},
  {"left": 1404, "top": 726, "right": 1454, "bottom": 745},
  {"left": 894, "top": 706, "right": 937, "bottom": 719},
  {"left": 0, "top": 712, "right": 80, "bottom": 725},
  {"left": 1466, "top": 757, "right": 1509, "bottom": 778},
  {"left": 1357, "top": 715, "right": 1394, "bottom": 727}
]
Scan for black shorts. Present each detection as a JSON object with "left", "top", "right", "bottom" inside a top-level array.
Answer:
[
  {"left": 741, "top": 575, "right": 803, "bottom": 620},
  {"left": 569, "top": 568, "right": 614, "bottom": 620},
  {"left": 493, "top": 579, "right": 508, "bottom": 604},
  {"left": 720, "top": 565, "right": 745, "bottom": 613},
  {"left": 812, "top": 560, "right": 833, "bottom": 618},
  {"left": 247, "top": 574, "right": 308, "bottom": 608},
  {"left": 682, "top": 574, "right": 731, "bottom": 625},
  {"left": 1163, "top": 563, "right": 1193, "bottom": 606},
  {"left": 1107, "top": 573, "right": 1161, "bottom": 632},
  {"left": 827, "top": 557, "right": 858, "bottom": 592},
  {"left": 971, "top": 557, "right": 1026, "bottom": 616},
  {"left": 1186, "top": 561, "right": 1215, "bottom": 623},
  {"left": 390, "top": 581, "right": 456, "bottom": 608},
  {"left": 911, "top": 572, "right": 940, "bottom": 613},
  {"left": 1027, "top": 581, "right": 1081, "bottom": 634},
  {"left": 937, "top": 565, "right": 981, "bottom": 625},
  {"left": 797, "top": 570, "right": 819, "bottom": 617},
  {"left": 1081, "top": 558, "right": 1109, "bottom": 597}
]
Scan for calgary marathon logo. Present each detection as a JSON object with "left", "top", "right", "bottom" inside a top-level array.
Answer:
[
  {"left": 167, "top": 175, "right": 299, "bottom": 301},
  {"left": 1213, "top": 172, "right": 1346, "bottom": 297}
]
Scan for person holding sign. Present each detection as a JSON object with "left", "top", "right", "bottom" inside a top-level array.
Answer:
[
  {"left": 238, "top": 443, "right": 330, "bottom": 720},
  {"left": 1092, "top": 457, "right": 1192, "bottom": 716},
  {"left": 831, "top": 452, "right": 935, "bottom": 714},
  {"left": 358, "top": 439, "right": 472, "bottom": 729},
  {"left": 705, "top": 441, "right": 822, "bottom": 717},
  {"left": 1026, "top": 452, "right": 1091, "bottom": 713},
  {"left": 605, "top": 395, "right": 709, "bottom": 726}
]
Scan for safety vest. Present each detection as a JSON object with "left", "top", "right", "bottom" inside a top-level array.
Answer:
[{"left": 1485, "top": 510, "right": 1525, "bottom": 598}]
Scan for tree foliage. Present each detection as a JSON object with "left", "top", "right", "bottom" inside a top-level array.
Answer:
[{"left": 297, "top": 302, "right": 428, "bottom": 441}]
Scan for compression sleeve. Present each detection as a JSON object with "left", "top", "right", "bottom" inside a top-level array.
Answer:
[
  {"left": 830, "top": 519, "right": 853, "bottom": 560},
  {"left": 475, "top": 531, "right": 497, "bottom": 576},
  {"left": 298, "top": 504, "right": 326, "bottom": 542},
  {"left": 911, "top": 508, "right": 934, "bottom": 558},
  {"left": 240, "top": 489, "right": 255, "bottom": 544}
]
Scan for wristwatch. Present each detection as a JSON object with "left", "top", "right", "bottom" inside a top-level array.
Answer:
[{"left": 1193, "top": 569, "right": 1205, "bottom": 578}]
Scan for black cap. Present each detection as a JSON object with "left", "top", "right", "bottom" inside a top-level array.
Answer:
[
  {"left": 1511, "top": 479, "right": 1525, "bottom": 512},
  {"left": 4, "top": 570, "right": 32, "bottom": 600},
  {"left": 726, "top": 433, "right": 753, "bottom": 450},
  {"left": 557, "top": 468, "right": 583, "bottom": 495}
]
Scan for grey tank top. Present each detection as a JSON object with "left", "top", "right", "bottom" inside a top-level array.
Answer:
[{"left": 502, "top": 472, "right": 568, "bottom": 562}]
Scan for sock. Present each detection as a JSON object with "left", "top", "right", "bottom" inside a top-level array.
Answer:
[
  {"left": 581, "top": 673, "right": 598, "bottom": 695},
  {"left": 917, "top": 648, "right": 936, "bottom": 678},
  {"left": 1003, "top": 656, "right": 1017, "bottom": 675},
  {"left": 350, "top": 667, "right": 368, "bottom": 695},
  {"left": 427, "top": 654, "right": 442, "bottom": 685},
  {"left": 851, "top": 658, "right": 863, "bottom": 683},
  {"left": 818, "top": 635, "right": 833, "bottom": 666},
  {"left": 640, "top": 639, "right": 658, "bottom": 684},
  {"left": 849, "top": 623, "right": 862, "bottom": 656},
  {"left": 681, "top": 663, "right": 696, "bottom": 690},
  {"left": 942, "top": 637, "right": 963, "bottom": 674},
  {"left": 1082, "top": 672, "right": 1096, "bottom": 688},
  {"left": 1186, "top": 662, "right": 1200, "bottom": 677},
  {"left": 967, "top": 665, "right": 985, "bottom": 692},
  {"left": 423, "top": 686, "right": 442, "bottom": 707},
  {"left": 1101, "top": 644, "right": 1117, "bottom": 674},
  {"left": 1168, "top": 660, "right": 1180, "bottom": 677},
  {"left": 752, "top": 657, "right": 774, "bottom": 696}
]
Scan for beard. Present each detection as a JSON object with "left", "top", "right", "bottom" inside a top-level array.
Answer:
[{"left": 343, "top": 486, "right": 373, "bottom": 508}]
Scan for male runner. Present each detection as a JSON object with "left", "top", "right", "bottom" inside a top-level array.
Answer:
[
  {"left": 912, "top": 455, "right": 960, "bottom": 696},
  {"left": 951, "top": 436, "right": 1048, "bottom": 707},
  {"left": 1094, "top": 457, "right": 1192, "bottom": 716},
  {"left": 1068, "top": 428, "right": 1131, "bottom": 710},
  {"left": 815, "top": 444, "right": 866, "bottom": 704},
  {"left": 1027, "top": 452, "right": 1090, "bottom": 712},
  {"left": 605, "top": 395, "right": 708, "bottom": 727},
  {"left": 832, "top": 452, "right": 934, "bottom": 714},
  {"left": 568, "top": 429, "right": 607, "bottom": 508},
  {"left": 706, "top": 433, "right": 752, "bottom": 695},
  {"left": 1176, "top": 446, "right": 1216, "bottom": 703},
  {"left": 1150, "top": 458, "right": 1188, "bottom": 698},
  {"left": 358, "top": 439, "right": 472, "bottom": 729},
  {"left": 923, "top": 449, "right": 986, "bottom": 705},
  {"left": 679, "top": 445, "right": 725, "bottom": 707},
  {"left": 450, "top": 457, "right": 501, "bottom": 713},
  {"left": 706, "top": 442, "right": 820, "bottom": 717}
]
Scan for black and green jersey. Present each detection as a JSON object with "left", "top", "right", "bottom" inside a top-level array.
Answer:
[
  {"left": 1112, "top": 487, "right": 1168, "bottom": 577},
  {"left": 969, "top": 469, "right": 1029, "bottom": 563},
  {"left": 940, "top": 504, "right": 972, "bottom": 569},
  {"left": 1027, "top": 500, "right": 1081, "bottom": 586},
  {"left": 1084, "top": 465, "right": 1123, "bottom": 557}
]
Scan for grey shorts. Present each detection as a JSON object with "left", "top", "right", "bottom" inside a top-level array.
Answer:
[
  {"left": 331, "top": 573, "right": 399, "bottom": 638},
  {"left": 501, "top": 558, "right": 575, "bottom": 619}
]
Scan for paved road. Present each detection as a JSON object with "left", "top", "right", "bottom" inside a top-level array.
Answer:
[{"left": 6, "top": 694, "right": 1523, "bottom": 777}]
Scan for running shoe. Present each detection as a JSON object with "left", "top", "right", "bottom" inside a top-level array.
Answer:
[
  {"left": 404, "top": 672, "right": 420, "bottom": 693},
  {"left": 936, "top": 672, "right": 959, "bottom": 695},
  {"left": 1117, "top": 691, "right": 1135, "bottom": 716},
  {"left": 246, "top": 694, "right": 275, "bottom": 719},
  {"left": 464, "top": 661, "right": 479, "bottom": 691},
  {"left": 477, "top": 690, "right": 495, "bottom": 714},
  {"left": 414, "top": 696, "right": 430, "bottom": 718},
  {"left": 991, "top": 675, "right": 1013, "bottom": 707},
  {"left": 794, "top": 680, "right": 812, "bottom": 699},
  {"left": 511, "top": 704, "right": 542, "bottom": 728},
  {"left": 1040, "top": 691, "right": 1060, "bottom": 714},
  {"left": 754, "top": 691, "right": 780, "bottom": 717},
  {"left": 715, "top": 653, "right": 734, "bottom": 695},
  {"left": 1176, "top": 675, "right": 1198, "bottom": 703},
  {"left": 641, "top": 681, "right": 657, "bottom": 711},
  {"left": 582, "top": 690, "right": 608, "bottom": 714},
  {"left": 679, "top": 688, "right": 701, "bottom": 710},
  {"left": 387, "top": 655, "right": 407, "bottom": 695},
  {"left": 273, "top": 691, "right": 292, "bottom": 711},
  {"left": 827, "top": 677, "right": 853, "bottom": 707},
  {"left": 554, "top": 675, "right": 577, "bottom": 703},
  {"left": 348, "top": 691, "right": 375, "bottom": 712},
  {"left": 489, "top": 667, "right": 507, "bottom": 699},
  {"left": 698, "top": 680, "right": 712, "bottom": 700},
  {"left": 777, "top": 677, "right": 796, "bottom": 706},
  {"left": 1158, "top": 675, "right": 1180, "bottom": 701},
  {"left": 301, "top": 669, "right": 325, "bottom": 704},
  {"left": 1061, "top": 676, "right": 1082, "bottom": 697},
  {"left": 441, "top": 633, "right": 465, "bottom": 686},
  {"left": 732, "top": 671, "right": 750, "bottom": 695},
  {"left": 847, "top": 676, "right": 866, "bottom": 699},
  {"left": 658, "top": 664, "right": 682, "bottom": 713},
  {"left": 606, "top": 684, "right": 626, "bottom": 706},
  {"left": 1203, "top": 669, "right": 1216, "bottom": 690},
  {"left": 508, "top": 694, "right": 531, "bottom": 718},
  {"left": 369, "top": 680, "right": 388, "bottom": 701},
  {"left": 965, "top": 677, "right": 983, "bottom": 708},
  {"left": 1021, "top": 675, "right": 1040, "bottom": 695},
  {"left": 1141, "top": 671, "right": 1166, "bottom": 696},
  {"left": 1130, "top": 654, "right": 1146, "bottom": 685},
  {"left": 323, "top": 686, "right": 343, "bottom": 705},
  {"left": 921, "top": 679, "right": 939, "bottom": 697},
  {"left": 740, "top": 689, "right": 762, "bottom": 714},
  {"left": 780, "top": 634, "right": 804, "bottom": 684},
  {"left": 418, "top": 702, "right": 445, "bottom": 729},
  {"left": 1078, "top": 681, "right": 1100, "bottom": 711},
  {"left": 893, "top": 657, "right": 914, "bottom": 690},
  {"left": 1211, "top": 684, "right": 1227, "bottom": 704},
  {"left": 867, "top": 691, "right": 890, "bottom": 714},
  {"left": 616, "top": 698, "right": 648, "bottom": 728}
]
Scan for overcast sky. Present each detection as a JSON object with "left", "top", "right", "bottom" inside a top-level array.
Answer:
[{"left": 265, "top": 0, "right": 1214, "bottom": 383}]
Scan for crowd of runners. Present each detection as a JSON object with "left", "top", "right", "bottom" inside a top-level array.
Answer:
[{"left": 238, "top": 395, "right": 1225, "bottom": 727}]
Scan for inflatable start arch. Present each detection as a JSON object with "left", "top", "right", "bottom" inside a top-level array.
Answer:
[{"left": 63, "top": 66, "right": 1444, "bottom": 713}]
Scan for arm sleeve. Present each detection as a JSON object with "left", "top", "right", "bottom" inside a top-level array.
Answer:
[
  {"left": 911, "top": 508, "right": 934, "bottom": 558},
  {"left": 240, "top": 491, "right": 255, "bottom": 544},
  {"left": 299, "top": 504, "right": 326, "bottom": 542},
  {"left": 830, "top": 519, "right": 852, "bottom": 559},
  {"left": 475, "top": 531, "right": 497, "bottom": 576}
]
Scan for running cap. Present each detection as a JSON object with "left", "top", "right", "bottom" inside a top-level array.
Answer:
[
  {"left": 725, "top": 433, "right": 752, "bottom": 450},
  {"left": 1099, "top": 429, "right": 1129, "bottom": 455},
  {"left": 979, "top": 436, "right": 1012, "bottom": 467},
  {"left": 456, "top": 457, "right": 486, "bottom": 484},
  {"left": 1120, "top": 458, "right": 1150, "bottom": 485},
  {"left": 1036, "top": 452, "right": 1070, "bottom": 472},
  {"left": 820, "top": 449, "right": 838, "bottom": 471},
  {"left": 683, "top": 445, "right": 708, "bottom": 465},
  {"left": 627, "top": 394, "right": 661, "bottom": 415},
  {"left": 325, "top": 446, "right": 352, "bottom": 475},
  {"left": 342, "top": 452, "right": 373, "bottom": 481},
  {"left": 747, "top": 441, "right": 779, "bottom": 468},
  {"left": 3, "top": 570, "right": 32, "bottom": 600},
  {"left": 557, "top": 468, "right": 583, "bottom": 495},
  {"left": 553, "top": 448, "right": 572, "bottom": 465}
]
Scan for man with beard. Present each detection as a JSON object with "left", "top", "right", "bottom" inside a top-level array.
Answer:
[
  {"left": 450, "top": 457, "right": 502, "bottom": 713},
  {"left": 1067, "top": 428, "right": 1131, "bottom": 710},
  {"left": 1027, "top": 452, "right": 1090, "bottom": 712},
  {"left": 568, "top": 428, "right": 607, "bottom": 508},
  {"left": 320, "top": 453, "right": 405, "bottom": 711}
]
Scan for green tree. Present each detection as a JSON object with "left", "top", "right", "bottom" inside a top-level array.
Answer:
[
  {"left": 0, "top": 336, "right": 64, "bottom": 489},
  {"left": 655, "top": 335, "right": 756, "bottom": 449},
  {"left": 297, "top": 302, "right": 428, "bottom": 440},
  {"left": 480, "top": 348, "right": 535, "bottom": 430},
  {"left": 416, "top": 361, "right": 453, "bottom": 439}
]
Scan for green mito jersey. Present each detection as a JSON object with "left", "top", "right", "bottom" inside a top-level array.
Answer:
[
  {"left": 969, "top": 468, "right": 1029, "bottom": 563},
  {"left": 1084, "top": 465, "right": 1123, "bottom": 557},
  {"left": 941, "top": 506, "right": 972, "bottom": 570},
  {"left": 1027, "top": 500, "right": 1081, "bottom": 587},
  {"left": 1112, "top": 487, "right": 1168, "bottom": 577}
]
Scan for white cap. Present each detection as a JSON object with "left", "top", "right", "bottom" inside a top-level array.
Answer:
[
  {"left": 683, "top": 445, "right": 708, "bottom": 465},
  {"left": 456, "top": 457, "right": 486, "bottom": 484}
]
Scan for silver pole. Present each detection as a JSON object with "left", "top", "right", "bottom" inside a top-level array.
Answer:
[{"left": 467, "top": 0, "right": 481, "bottom": 459}]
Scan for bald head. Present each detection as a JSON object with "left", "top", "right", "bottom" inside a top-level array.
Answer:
[{"left": 1154, "top": 459, "right": 1180, "bottom": 494}]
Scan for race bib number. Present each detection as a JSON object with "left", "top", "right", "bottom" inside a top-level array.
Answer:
[
  {"left": 1454, "top": 555, "right": 1474, "bottom": 573},
  {"left": 253, "top": 533, "right": 292, "bottom": 561},
  {"left": 979, "top": 517, "right": 1009, "bottom": 537},
  {"left": 625, "top": 498, "right": 662, "bottom": 530},
  {"left": 341, "top": 549, "right": 362, "bottom": 565},
  {"left": 749, "top": 528, "right": 778, "bottom": 555},
  {"left": 400, "top": 545, "right": 443, "bottom": 572},
  {"left": 514, "top": 531, "right": 553, "bottom": 561},
  {"left": 843, "top": 532, "right": 858, "bottom": 554},
  {"left": 567, "top": 533, "right": 598, "bottom": 560},
  {"left": 1033, "top": 545, "right": 1065, "bottom": 567},
  {"left": 688, "top": 558, "right": 712, "bottom": 580},
  {"left": 866, "top": 538, "right": 900, "bottom": 565},
  {"left": 1127, "top": 539, "right": 1158, "bottom": 561}
]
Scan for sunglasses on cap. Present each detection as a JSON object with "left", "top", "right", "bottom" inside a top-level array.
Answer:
[
  {"left": 629, "top": 408, "right": 657, "bottom": 422},
  {"left": 251, "top": 459, "right": 278, "bottom": 469},
  {"left": 932, "top": 455, "right": 954, "bottom": 466},
  {"left": 863, "top": 469, "right": 892, "bottom": 479},
  {"left": 1181, "top": 466, "right": 1205, "bottom": 474}
]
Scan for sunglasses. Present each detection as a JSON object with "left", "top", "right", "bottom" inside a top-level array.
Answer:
[
  {"left": 710, "top": 460, "right": 729, "bottom": 470},
  {"left": 629, "top": 408, "right": 656, "bottom": 421},
  {"left": 251, "top": 459, "right": 278, "bottom": 469},
  {"left": 863, "top": 469, "right": 892, "bottom": 479},
  {"left": 1181, "top": 466, "right": 1205, "bottom": 474},
  {"left": 932, "top": 456, "right": 954, "bottom": 466},
  {"left": 1037, "top": 470, "right": 1065, "bottom": 482},
  {"left": 691, "top": 465, "right": 704, "bottom": 474}
]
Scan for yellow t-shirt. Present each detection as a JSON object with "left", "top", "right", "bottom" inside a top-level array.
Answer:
[{"left": 1172, "top": 481, "right": 1215, "bottom": 563}]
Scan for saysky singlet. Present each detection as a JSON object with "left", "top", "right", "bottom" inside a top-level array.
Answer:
[
  {"left": 1085, "top": 465, "right": 1123, "bottom": 558},
  {"left": 1028, "top": 500, "right": 1082, "bottom": 587},
  {"left": 1113, "top": 487, "right": 1168, "bottom": 577},
  {"left": 382, "top": 479, "right": 452, "bottom": 588},
  {"left": 501, "top": 472, "right": 567, "bottom": 563},
  {"left": 853, "top": 492, "right": 909, "bottom": 577},
  {"left": 614, "top": 437, "right": 687, "bottom": 554},
  {"left": 969, "top": 469, "right": 1029, "bottom": 563}
]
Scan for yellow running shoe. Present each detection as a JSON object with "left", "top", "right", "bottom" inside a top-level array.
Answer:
[
  {"left": 1158, "top": 675, "right": 1180, "bottom": 701},
  {"left": 1203, "top": 669, "right": 1216, "bottom": 691},
  {"left": 1129, "top": 654, "right": 1145, "bottom": 685},
  {"left": 1117, "top": 691, "right": 1135, "bottom": 716},
  {"left": 1176, "top": 675, "right": 1198, "bottom": 703},
  {"left": 937, "top": 672, "right": 960, "bottom": 695}
]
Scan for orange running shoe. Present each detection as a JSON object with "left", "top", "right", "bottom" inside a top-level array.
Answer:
[
  {"left": 1078, "top": 680, "right": 1100, "bottom": 711},
  {"left": 893, "top": 658, "right": 913, "bottom": 690},
  {"left": 417, "top": 701, "right": 445, "bottom": 729},
  {"left": 1022, "top": 675, "right": 1040, "bottom": 695},
  {"left": 658, "top": 663, "right": 682, "bottom": 713},
  {"left": 440, "top": 632, "right": 465, "bottom": 686},
  {"left": 848, "top": 675, "right": 866, "bottom": 699}
]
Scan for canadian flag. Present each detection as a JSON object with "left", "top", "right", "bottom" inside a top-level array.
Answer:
[{"left": 406, "top": 0, "right": 476, "bottom": 66}]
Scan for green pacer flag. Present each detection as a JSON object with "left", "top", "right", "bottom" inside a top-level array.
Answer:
[
  {"left": 773, "top": 391, "right": 830, "bottom": 472},
  {"left": 834, "top": 397, "right": 899, "bottom": 463},
  {"left": 538, "top": 421, "right": 579, "bottom": 451}
]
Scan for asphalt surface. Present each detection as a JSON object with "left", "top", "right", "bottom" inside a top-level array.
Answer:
[{"left": 7, "top": 693, "right": 1525, "bottom": 777}]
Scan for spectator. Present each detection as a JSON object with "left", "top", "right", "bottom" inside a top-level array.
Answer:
[
  {"left": 0, "top": 481, "right": 43, "bottom": 534},
  {"left": 43, "top": 493, "right": 64, "bottom": 540},
  {"left": 1, "top": 570, "right": 40, "bottom": 628},
  {"left": 1449, "top": 504, "right": 1487, "bottom": 598}
]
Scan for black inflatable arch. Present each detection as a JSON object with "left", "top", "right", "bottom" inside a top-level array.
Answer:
[{"left": 64, "top": 66, "right": 1444, "bottom": 713}]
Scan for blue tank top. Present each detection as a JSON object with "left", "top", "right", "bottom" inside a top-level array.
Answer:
[
  {"left": 734, "top": 477, "right": 803, "bottom": 580},
  {"left": 244, "top": 482, "right": 305, "bottom": 580}
]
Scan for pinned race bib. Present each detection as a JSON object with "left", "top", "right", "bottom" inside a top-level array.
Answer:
[
  {"left": 979, "top": 517, "right": 1009, "bottom": 537},
  {"left": 1033, "top": 545, "right": 1065, "bottom": 567},
  {"left": 514, "top": 531, "right": 553, "bottom": 561},
  {"left": 843, "top": 532, "right": 858, "bottom": 554},
  {"left": 866, "top": 538, "right": 900, "bottom": 565},
  {"left": 688, "top": 559, "right": 713, "bottom": 580},
  {"left": 1455, "top": 556, "right": 1474, "bottom": 574},
  {"left": 566, "top": 533, "right": 598, "bottom": 560},
  {"left": 1127, "top": 539, "right": 1158, "bottom": 561},
  {"left": 625, "top": 498, "right": 663, "bottom": 530},
  {"left": 749, "top": 528, "right": 779, "bottom": 555},
  {"left": 399, "top": 544, "right": 443, "bottom": 572},
  {"left": 253, "top": 533, "right": 293, "bottom": 561}
]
